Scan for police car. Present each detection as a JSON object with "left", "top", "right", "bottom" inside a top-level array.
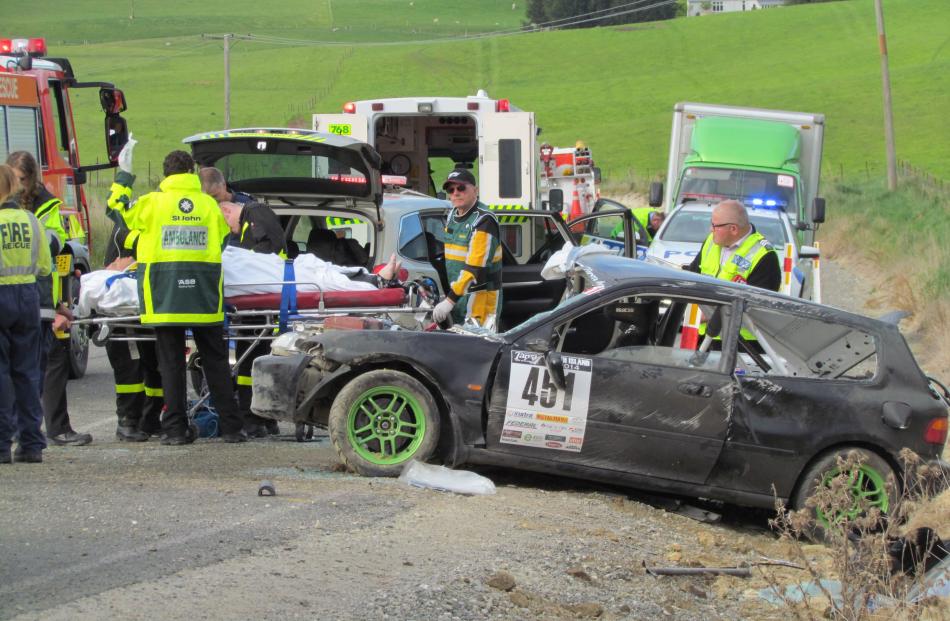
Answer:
[{"left": 646, "top": 200, "right": 819, "bottom": 299}]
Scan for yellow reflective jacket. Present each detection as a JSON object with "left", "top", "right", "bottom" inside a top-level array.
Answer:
[{"left": 129, "top": 174, "right": 230, "bottom": 326}]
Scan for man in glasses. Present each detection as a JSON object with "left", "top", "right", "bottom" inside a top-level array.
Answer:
[
  {"left": 432, "top": 168, "right": 503, "bottom": 330},
  {"left": 686, "top": 199, "right": 780, "bottom": 291}
]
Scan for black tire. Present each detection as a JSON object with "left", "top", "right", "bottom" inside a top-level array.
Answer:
[
  {"left": 791, "top": 447, "right": 897, "bottom": 539},
  {"left": 329, "top": 369, "right": 440, "bottom": 477},
  {"left": 66, "top": 274, "right": 89, "bottom": 379}
]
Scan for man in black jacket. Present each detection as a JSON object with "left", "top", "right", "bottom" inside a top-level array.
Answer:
[{"left": 217, "top": 199, "right": 287, "bottom": 437}]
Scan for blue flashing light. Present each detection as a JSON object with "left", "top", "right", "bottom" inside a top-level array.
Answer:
[{"left": 744, "top": 196, "right": 786, "bottom": 211}]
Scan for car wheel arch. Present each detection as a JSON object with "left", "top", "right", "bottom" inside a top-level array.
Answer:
[
  {"left": 329, "top": 358, "right": 459, "bottom": 461},
  {"left": 789, "top": 441, "right": 901, "bottom": 508}
]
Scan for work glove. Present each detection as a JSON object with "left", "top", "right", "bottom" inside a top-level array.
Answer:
[
  {"left": 432, "top": 298, "right": 455, "bottom": 324},
  {"left": 117, "top": 133, "right": 137, "bottom": 174}
]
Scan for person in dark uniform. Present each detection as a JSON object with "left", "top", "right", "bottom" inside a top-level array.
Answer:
[
  {"left": 7, "top": 151, "right": 92, "bottom": 446},
  {"left": 217, "top": 199, "right": 287, "bottom": 437},
  {"left": 199, "top": 166, "right": 255, "bottom": 206},
  {"left": 102, "top": 136, "right": 164, "bottom": 442},
  {"left": 0, "top": 164, "right": 53, "bottom": 463}
]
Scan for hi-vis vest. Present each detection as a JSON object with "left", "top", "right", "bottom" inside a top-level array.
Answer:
[
  {"left": 698, "top": 231, "right": 774, "bottom": 339},
  {"left": 698, "top": 231, "right": 774, "bottom": 284},
  {"left": 0, "top": 202, "right": 52, "bottom": 286},
  {"left": 31, "top": 188, "right": 68, "bottom": 315},
  {"left": 130, "top": 174, "right": 230, "bottom": 326},
  {"left": 631, "top": 207, "right": 657, "bottom": 242}
]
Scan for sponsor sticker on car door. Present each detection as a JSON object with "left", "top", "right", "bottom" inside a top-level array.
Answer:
[{"left": 501, "top": 350, "right": 592, "bottom": 452}]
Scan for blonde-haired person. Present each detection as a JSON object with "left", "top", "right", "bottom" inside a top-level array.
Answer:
[
  {"left": 0, "top": 163, "right": 53, "bottom": 463},
  {"left": 6, "top": 151, "right": 92, "bottom": 446}
]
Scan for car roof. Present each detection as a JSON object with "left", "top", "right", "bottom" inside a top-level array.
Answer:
[{"left": 574, "top": 253, "right": 888, "bottom": 331}]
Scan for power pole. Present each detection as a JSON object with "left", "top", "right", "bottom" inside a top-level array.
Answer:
[
  {"left": 874, "top": 0, "right": 897, "bottom": 191},
  {"left": 203, "top": 34, "right": 241, "bottom": 129},
  {"left": 223, "top": 33, "right": 231, "bottom": 129}
]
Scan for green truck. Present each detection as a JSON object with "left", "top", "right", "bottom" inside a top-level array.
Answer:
[{"left": 650, "top": 102, "right": 826, "bottom": 245}]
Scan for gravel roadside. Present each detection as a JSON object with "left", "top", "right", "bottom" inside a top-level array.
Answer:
[{"left": 1, "top": 255, "right": 944, "bottom": 621}]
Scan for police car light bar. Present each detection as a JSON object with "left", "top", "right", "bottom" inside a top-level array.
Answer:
[{"left": 746, "top": 197, "right": 787, "bottom": 210}]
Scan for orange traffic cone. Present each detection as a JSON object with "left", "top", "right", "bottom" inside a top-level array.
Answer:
[{"left": 568, "top": 180, "right": 584, "bottom": 232}]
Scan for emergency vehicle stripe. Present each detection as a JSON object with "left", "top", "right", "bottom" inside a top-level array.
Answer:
[
  {"left": 115, "top": 382, "right": 145, "bottom": 394},
  {"left": 487, "top": 204, "right": 528, "bottom": 224},
  {"left": 237, "top": 375, "right": 253, "bottom": 386},
  {"left": 327, "top": 217, "right": 364, "bottom": 226},
  {"left": 144, "top": 386, "right": 164, "bottom": 397}
]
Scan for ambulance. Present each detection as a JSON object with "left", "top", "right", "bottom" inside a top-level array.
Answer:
[
  {"left": 313, "top": 90, "right": 600, "bottom": 219},
  {"left": 1, "top": 36, "right": 131, "bottom": 377}
]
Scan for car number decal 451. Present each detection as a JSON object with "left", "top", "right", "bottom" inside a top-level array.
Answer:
[{"left": 501, "top": 350, "right": 592, "bottom": 452}]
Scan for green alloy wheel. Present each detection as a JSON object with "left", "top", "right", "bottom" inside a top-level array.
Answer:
[
  {"left": 329, "top": 369, "right": 440, "bottom": 477},
  {"left": 792, "top": 447, "right": 896, "bottom": 539}
]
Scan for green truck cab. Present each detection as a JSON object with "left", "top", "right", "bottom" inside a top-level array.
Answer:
[{"left": 650, "top": 102, "right": 826, "bottom": 245}]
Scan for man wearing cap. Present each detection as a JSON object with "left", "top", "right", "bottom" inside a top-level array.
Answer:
[{"left": 432, "top": 169, "right": 503, "bottom": 330}]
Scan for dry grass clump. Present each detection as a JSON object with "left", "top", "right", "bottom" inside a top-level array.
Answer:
[{"left": 763, "top": 450, "right": 949, "bottom": 620}]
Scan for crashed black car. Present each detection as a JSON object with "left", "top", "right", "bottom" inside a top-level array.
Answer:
[{"left": 252, "top": 253, "right": 949, "bottom": 514}]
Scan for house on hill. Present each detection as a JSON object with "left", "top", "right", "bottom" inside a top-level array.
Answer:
[{"left": 687, "top": 0, "right": 785, "bottom": 16}]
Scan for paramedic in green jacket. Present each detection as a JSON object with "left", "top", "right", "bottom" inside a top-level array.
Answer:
[{"left": 431, "top": 169, "right": 503, "bottom": 331}]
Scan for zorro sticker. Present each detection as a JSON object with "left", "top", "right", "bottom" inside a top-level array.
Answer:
[{"left": 501, "top": 350, "right": 592, "bottom": 452}]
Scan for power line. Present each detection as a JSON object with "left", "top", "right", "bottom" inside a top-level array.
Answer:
[{"left": 201, "top": 0, "right": 677, "bottom": 49}]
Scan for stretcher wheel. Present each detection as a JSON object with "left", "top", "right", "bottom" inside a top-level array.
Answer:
[{"left": 295, "top": 422, "right": 314, "bottom": 442}]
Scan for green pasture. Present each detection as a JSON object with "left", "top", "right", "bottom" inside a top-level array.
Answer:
[{"left": 14, "top": 0, "right": 950, "bottom": 185}]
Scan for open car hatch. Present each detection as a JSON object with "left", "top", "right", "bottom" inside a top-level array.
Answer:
[{"left": 183, "top": 128, "right": 384, "bottom": 220}]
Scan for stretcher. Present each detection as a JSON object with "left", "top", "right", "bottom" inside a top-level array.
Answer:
[{"left": 74, "top": 279, "right": 434, "bottom": 424}]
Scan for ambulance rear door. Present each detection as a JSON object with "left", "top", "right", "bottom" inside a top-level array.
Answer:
[
  {"left": 479, "top": 112, "right": 533, "bottom": 209},
  {"left": 313, "top": 114, "right": 369, "bottom": 143}
]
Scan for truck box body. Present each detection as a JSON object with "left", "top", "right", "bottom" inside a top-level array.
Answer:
[{"left": 663, "top": 102, "right": 824, "bottom": 244}]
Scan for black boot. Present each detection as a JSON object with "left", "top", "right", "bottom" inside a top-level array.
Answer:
[{"left": 116, "top": 424, "right": 149, "bottom": 442}]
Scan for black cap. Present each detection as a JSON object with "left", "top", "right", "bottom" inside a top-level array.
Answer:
[{"left": 442, "top": 168, "right": 477, "bottom": 190}]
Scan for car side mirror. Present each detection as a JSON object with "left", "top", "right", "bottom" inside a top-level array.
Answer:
[
  {"left": 593, "top": 166, "right": 602, "bottom": 184},
  {"left": 799, "top": 245, "right": 820, "bottom": 259},
  {"left": 545, "top": 351, "right": 566, "bottom": 390},
  {"left": 105, "top": 114, "right": 129, "bottom": 163},
  {"left": 548, "top": 189, "right": 563, "bottom": 212},
  {"left": 812, "top": 197, "right": 826, "bottom": 224},
  {"left": 649, "top": 181, "right": 663, "bottom": 207}
]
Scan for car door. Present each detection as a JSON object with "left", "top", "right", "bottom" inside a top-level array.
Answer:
[
  {"left": 571, "top": 203, "right": 646, "bottom": 259},
  {"left": 485, "top": 289, "right": 735, "bottom": 484},
  {"left": 496, "top": 210, "right": 582, "bottom": 330}
]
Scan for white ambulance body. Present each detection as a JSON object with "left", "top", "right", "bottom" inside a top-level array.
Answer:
[{"left": 313, "top": 90, "right": 599, "bottom": 218}]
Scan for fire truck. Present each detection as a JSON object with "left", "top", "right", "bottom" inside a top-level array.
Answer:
[
  {"left": 313, "top": 90, "right": 600, "bottom": 221},
  {"left": 1, "top": 37, "right": 130, "bottom": 378}
]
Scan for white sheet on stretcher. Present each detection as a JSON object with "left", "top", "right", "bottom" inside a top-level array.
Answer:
[
  {"left": 221, "top": 246, "right": 377, "bottom": 295},
  {"left": 77, "top": 246, "right": 379, "bottom": 317}
]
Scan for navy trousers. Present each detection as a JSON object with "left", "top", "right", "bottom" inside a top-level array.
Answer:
[{"left": 0, "top": 284, "right": 46, "bottom": 455}]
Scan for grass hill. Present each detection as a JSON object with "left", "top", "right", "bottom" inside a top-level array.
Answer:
[{"left": 9, "top": 0, "right": 947, "bottom": 184}]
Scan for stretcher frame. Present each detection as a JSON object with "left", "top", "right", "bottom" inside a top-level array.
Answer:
[{"left": 74, "top": 280, "right": 432, "bottom": 418}]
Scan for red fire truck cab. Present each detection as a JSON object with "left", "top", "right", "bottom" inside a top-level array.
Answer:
[{"left": 1, "top": 36, "right": 130, "bottom": 378}]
